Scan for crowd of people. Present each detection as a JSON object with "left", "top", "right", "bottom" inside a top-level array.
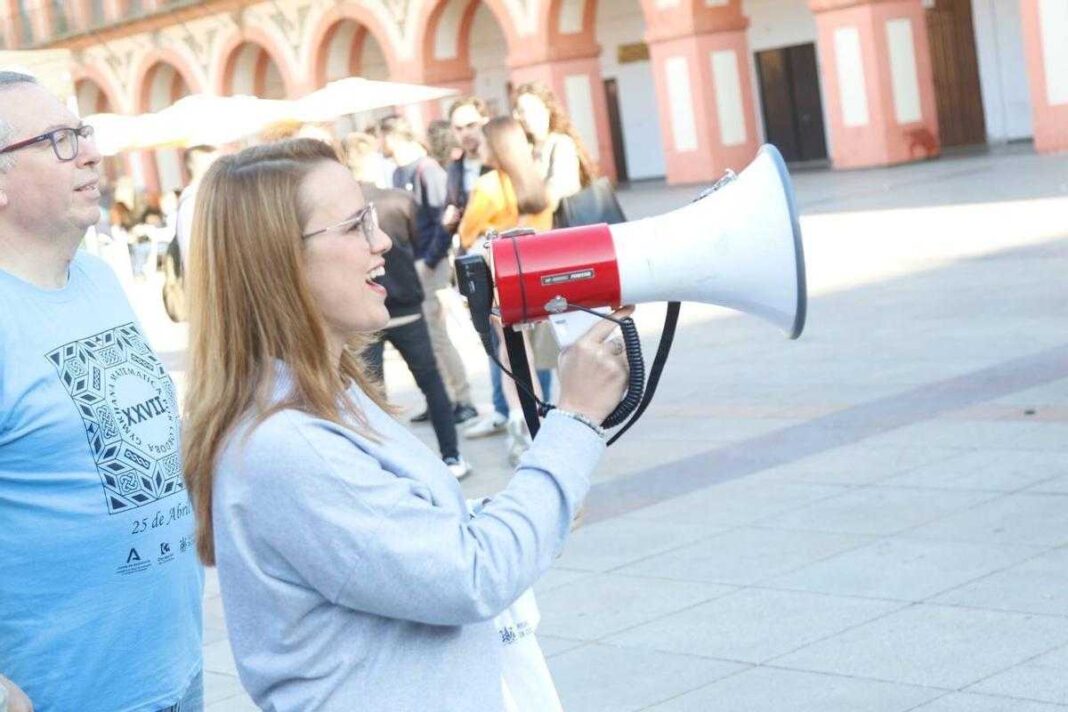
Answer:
[
  {"left": 0, "top": 69, "right": 631, "bottom": 712},
  {"left": 155, "top": 86, "right": 603, "bottom": 475}
]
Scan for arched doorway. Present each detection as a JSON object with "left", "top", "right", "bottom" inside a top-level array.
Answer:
[
  {"left": 425, "top": 0, "right": 514, "bottom": 117},
  {"left": 141, "top": 61, "right": 192, "bottom": 194},
  {"left": 467, "top": 3, "right": 511, "bottom": 116},
  {"left": 222, "top": 41, "right": 288, "bottom": 99},
  {"left": 75, "top": 78, "right": 111, "bottom": 116},
  {"left": 594, "top": 0, "right": 666, "bottom": 180},
  {"left": 75, "top": 78, "right": 123, "bottom": 184},
  {"left": 313, "top": 17, "right": 394, "bottom": 132},
  {"left": 318, "top": 19, "right": 391, "bottom": 84}
]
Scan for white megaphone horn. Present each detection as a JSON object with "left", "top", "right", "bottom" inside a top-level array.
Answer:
[
  {"left": 478, "top": 144, "right": 806, "bottom": 346},
  {"left": 454, "top": 144, "right": 807, "bottom": 438}
]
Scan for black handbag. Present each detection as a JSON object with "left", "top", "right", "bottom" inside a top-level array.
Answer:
[{"left": 553, "top": 176, "right": 627, "bottom": 228}]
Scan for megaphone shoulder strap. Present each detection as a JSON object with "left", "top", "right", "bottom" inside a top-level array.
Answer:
[{"left": 503, "top": 325, "right": 543, "bottom": 438}]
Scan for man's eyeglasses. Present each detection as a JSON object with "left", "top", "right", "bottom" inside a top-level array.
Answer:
[
  {"left": 0, "top": 125, "right": 95, "bottom": 162},
  {"left": 302, "top": 203, "right": 379, "bottom": 244}
]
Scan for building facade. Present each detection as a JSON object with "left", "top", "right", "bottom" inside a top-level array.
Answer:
[{"left": 3, "top": 0, "right": 1065, "bottom": 191}]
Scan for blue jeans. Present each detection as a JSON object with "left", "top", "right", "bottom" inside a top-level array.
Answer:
[{"left": 488, "top": 328, "right": 552, "bottom": 415}]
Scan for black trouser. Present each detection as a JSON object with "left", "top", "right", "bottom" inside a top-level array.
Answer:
[{"left": 364, "top": 316, "right": 459, "bottom": 460}]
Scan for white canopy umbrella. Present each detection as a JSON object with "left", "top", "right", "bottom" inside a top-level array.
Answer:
[
  {"left": 85, "top": 94, "right": 297, "bottom": 156},
  {"left": 293, "top": 77, "right": 458, "bottom": 123}
]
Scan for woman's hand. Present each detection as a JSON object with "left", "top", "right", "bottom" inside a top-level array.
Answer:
[{"left": 556, "top": 306, "right": 635, "bottom": 425}]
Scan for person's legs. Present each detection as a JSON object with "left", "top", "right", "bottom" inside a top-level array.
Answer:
[
  {"left": 419, "top": 260, "right": 473, "bottom": 407},
  {"left": 495, "top": 323, "right": 544, "bottom": 465},
  {"left": 490, "top": 327, "right": 508, "bottom": 418},
  {"left": 389, "top": 318, "right": 460, "bottom": 461},
  {"left": 536, "top": 369, "right": 553, "bottom": 403},
  {"left": 363, "top": 339, "right": 386, "bottom": 385},
  {"left": 462, "top": 324, "right": 508, "bottom": 439}
]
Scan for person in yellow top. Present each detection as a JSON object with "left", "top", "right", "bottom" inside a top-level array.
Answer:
[
  {"left": 457, "top": 117, "right": 554, "bottom": 465},
  {"left": 457, "top": 117, "right": 553, "bottom": 252}
]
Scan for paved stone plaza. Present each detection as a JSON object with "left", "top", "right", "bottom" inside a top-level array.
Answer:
[{"left": 134, "top": 145, "right": 1068, "bottom": 710}]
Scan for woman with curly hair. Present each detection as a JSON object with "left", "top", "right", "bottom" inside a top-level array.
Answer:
[{"left": 512, "top": 81, "right": 599, "bottom": 213}]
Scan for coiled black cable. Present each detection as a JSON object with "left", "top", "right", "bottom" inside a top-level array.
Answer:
[{"left": 601, "top": 317, "right": 644, "bottom": 428}]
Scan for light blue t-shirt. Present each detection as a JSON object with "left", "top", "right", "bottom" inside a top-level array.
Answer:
[{"left": 0, "top": 252, "right": 202, "bottom": 712}]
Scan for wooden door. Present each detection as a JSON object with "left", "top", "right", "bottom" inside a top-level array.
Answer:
[
  {"left": 603, "top": 78, "right": 630, "bottom": 184},
  {"left": 926, "top": 0, "right": 986, "bottom": 146},
  {"left": 755, "top": 43, "right": 828, "bottom": 164}
]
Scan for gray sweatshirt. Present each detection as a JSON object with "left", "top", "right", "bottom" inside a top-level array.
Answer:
[{"left": 211, "top": 367, "right": 604, "bottom": 711}]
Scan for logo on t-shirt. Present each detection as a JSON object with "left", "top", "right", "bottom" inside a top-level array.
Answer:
[{"left": 46, "top": 323, "right": 184, "bottom": 514}]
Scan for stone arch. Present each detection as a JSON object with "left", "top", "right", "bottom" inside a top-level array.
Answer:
[
  {"left": 71, "top": 61, "right": 125, "bottom": 115},
  {"left": 132, "top": 57, "right": 199, "bottom": 194},
  {"left": 130, "top": 49, "right": 203, "bottom": 113},
  {"left": 304, "top": 4, "right": 402, "bottom": 87},
  {"left": 415, "top": 0, "right": 522, "bottom": 70},
  {"left": 418, "top": 0, "right": 516, "bottom": 116},
  {"left": 214, "top": 28, "right": 299, "bottom": 98}
]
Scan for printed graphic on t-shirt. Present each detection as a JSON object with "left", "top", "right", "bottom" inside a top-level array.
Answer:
[{"left": 46, "top": 323, "right": 183, "bottom": 514}]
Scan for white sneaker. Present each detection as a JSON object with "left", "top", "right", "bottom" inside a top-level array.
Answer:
[
  {"left": 506, "top": 416, "right": 532, "bottom": 467},
  {"left": 443, "top": 456, "right": 472, "bottom": 480},
  {"left": 462, "top": 411, "right": 508, "bottom": 439}
]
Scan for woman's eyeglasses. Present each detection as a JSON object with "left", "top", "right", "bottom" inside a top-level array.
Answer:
[
  {"left": 0, "top": 125, "right": 95, "bottom": 162},
  {"left": 302, "top": 203, "right": 379, "bottom": 244}
]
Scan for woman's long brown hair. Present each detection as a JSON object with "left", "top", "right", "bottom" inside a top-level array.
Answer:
[
  {"left": 182, "top": 138, "right": 390, "bottom": 566},
  {"left": 482, "top": 116, "right": 548, "bottom": 216},
  {"left": 513, "top": 81, "right": 599, "bottom": 188}
]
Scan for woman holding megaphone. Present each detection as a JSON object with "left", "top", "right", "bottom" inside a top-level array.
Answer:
[{"left": 181, "top": 138, "right": 631, "bottom": 711}]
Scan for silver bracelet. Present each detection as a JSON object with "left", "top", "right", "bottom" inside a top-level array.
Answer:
[{"left": 551, "top": 408, "right": 608, "bottom": 441}]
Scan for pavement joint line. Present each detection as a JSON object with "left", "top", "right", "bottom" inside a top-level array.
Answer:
[
  {"left": 631, "top": 661, "right": 759, "bottom": 712},
  {"left": 959, "top": 639, "right": 1068, "bottom": 702},
  {"left": 585, "top": 342, "right": 1068, "bottom": 526}
]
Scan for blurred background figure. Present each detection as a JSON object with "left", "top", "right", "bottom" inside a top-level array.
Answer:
[
  {"left": 426, "top": 119, "right": 461, "bottom": 168},
  {"left": 457, "top": 116, "right": 554, "bottom": 465},
  {"left": 442, "top": 97, "right": 509, "bottom": 440},
  {"left": 175, "top": 144, "right": 219, "bottom": 271},
  {"left": 378, "top": 115, "right": 479, "bottom": 427},
  {"left": 512, "top": 81, "right": 598, "bottom": 214},
  {"left": 344, "top": 132, "right": 471, "bottom": 480}
]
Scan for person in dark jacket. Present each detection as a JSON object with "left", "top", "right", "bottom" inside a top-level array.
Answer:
[
  {"left": 378, "top": 115, "right": 478, "bottom": 427},
  {"left": 441, "top": 97, "right": 513, "bottom": 440},
  {"left": 441, "top": 97, "right": 491, "bottom": 237},
  {"left": 345, "top": 132, "right": 471, "bottom": 480}
]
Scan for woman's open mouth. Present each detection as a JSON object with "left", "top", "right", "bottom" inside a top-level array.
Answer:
[{"left": 366, "top": 266, "right": 387, "bottom": 295}]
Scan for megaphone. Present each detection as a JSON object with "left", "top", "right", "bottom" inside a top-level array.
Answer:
[{"left": 455, "top": 144, "right": 807, "bottom": 440}]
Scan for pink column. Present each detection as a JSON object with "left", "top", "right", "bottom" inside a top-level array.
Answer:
[
  {"left": 510, "top": 55, "right": 618, "bottom": 182},
  {"left": 811, "top": 0, "right": 940, "bottom": 168},
  {"left": 1020, "top": 0, "right": 1068, "bottom": 153},
  {"left": 646, "top": 28, "right": 761, "bottom": 184},
  {"left": 1, "top": 1, "right": 17, "bottom": 49}
]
